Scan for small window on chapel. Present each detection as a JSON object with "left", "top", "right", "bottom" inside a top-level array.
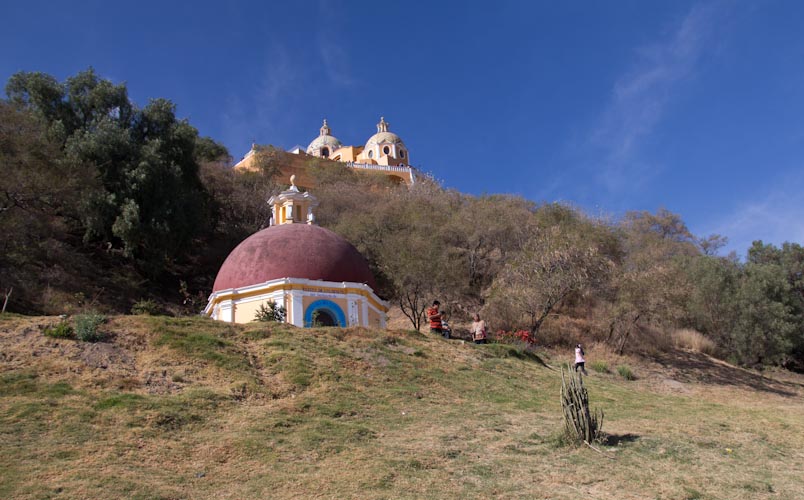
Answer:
[
  {"left": 321, "top": 147, "right": 329, "bottom": 158},
  {"left": 400, "top": 150, "right": 406, "bottom": 158},
  {"left": 368, "top": 150, "right": 373, "bottom": 159},
  {"left": 383, "top": 146, "right": 390, "bottom": 155}
]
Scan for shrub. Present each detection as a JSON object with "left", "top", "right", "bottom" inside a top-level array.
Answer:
[
  {"left": 672, "top": 329, "right": 717, "bottom": 356},
  {"left": 255, "top": 301, "right": 286, "bottom": 322},
  {"left": 74, "top": 313, "right": 107, "bottom": 342},
  {"left": 590, "top": 360, "right": 609, "bottom": 373},
  {"left": 494, "top": 329, "right": 535, "bottom": 346},
  {"left": 626, "top": 324, "right": 673, "bottom": 356},
  {"left": 44, "top": 322, "right": 74, "bottom": 339},
  {"left": 131, "top": 299, "right": 160, "bottom": 315},
  {"left": 617, "top": 365, "right": 635, "bottom": 380}
]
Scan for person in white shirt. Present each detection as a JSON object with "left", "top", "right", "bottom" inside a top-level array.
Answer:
[{"left": 574, "top": 344, "right": 588, "bottom": 375}]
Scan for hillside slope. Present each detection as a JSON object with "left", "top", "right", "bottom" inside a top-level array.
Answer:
[{"left": 1, "top": 315, "right": 803, "bottom": 500}]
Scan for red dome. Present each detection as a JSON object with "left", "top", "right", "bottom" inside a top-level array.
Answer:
[{"left": 212, "top": 224, "right": 377, "bottom": 292}]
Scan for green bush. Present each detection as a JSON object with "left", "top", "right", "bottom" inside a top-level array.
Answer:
[
  {"left": 255, "top": 301, "right": 286, "bottom": 322},
  {"left": 43, "top": 322, "right": 74, "bottom": 339},
  {"left": 590, "top": 361, "right": 609, "bottom": 373},
  {"left": 617, "top": 365, "right": 635, "bottom": 380},
  {"left": 131, "top": 299, "right": 160, "bottom": 315},
  {"left": 74, "top": 313, "right": 107, "bottom": 342}
]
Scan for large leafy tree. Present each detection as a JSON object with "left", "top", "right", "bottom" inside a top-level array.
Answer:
[
  {"left": 730, "top": 261, "right": 799, "bottom": 366},
  {"left": 0, "top": 101, "right": 92, "bottom": 311},
  {"left": 682, "top": 241, "right": 804, "bottom": 367},
  {"left": 5, "top": 69, "right": 222, "bottom": 270}
]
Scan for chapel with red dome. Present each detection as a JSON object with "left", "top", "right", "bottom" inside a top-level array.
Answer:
[{"left": 204, "top": 177, "right": 388, "bottom": 327}]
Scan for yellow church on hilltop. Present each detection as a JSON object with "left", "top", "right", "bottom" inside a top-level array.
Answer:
[{"left": 233, "top": 117, "right": 416, "bottom": 187}]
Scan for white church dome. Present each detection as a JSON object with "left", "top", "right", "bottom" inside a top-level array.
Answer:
[
  {"left": 364, "top": 117, "right": 406, "bottom": 150},
  {"left": 306, "top": 119, "right": 342, "bottom": 157}
]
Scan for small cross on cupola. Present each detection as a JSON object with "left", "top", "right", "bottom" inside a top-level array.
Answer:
[
  {"left": 320, "top": 119, "right": 331, "bottom": 136},
  {"left": 376, "top": 116, "right": 389, "bottom": 133}
]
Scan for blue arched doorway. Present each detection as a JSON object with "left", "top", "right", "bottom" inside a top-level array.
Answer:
[{"left": 304, "top": 299, "right": 347, "bottom": 327}]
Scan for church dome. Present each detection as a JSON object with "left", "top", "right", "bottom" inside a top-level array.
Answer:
[
  {"left": 212, "top": 223, "right": 377, "bottom": 292},
  {"left": 364, "top": 117, "right": 406, "bottom": 150},
  {"left": 306, "top": 119, "right": 342, "bottom": 157}
]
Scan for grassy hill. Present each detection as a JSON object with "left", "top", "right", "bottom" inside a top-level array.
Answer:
[{"left": 1, "top": 315, "right": 803, "bottom": 500}]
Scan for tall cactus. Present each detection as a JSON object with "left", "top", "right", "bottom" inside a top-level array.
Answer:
[{"left": 560, "top": 367, "right": 604, "bottom": 443}]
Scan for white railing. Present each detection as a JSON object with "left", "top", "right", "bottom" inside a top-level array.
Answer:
[
  {"left": 345, "top": 162, "right": 416, "bottom": 184},
  {"left": 345, "top": 162, "right": 411, "bottom": 173}
]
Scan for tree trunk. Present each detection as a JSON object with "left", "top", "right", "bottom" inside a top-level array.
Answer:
[{"left": 1, "top": 287, "right": 11, "bottom": 314}]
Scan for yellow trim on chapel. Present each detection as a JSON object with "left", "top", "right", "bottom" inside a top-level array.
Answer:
[{"left": 206, "top": 282, "right": 388, "bottom": 313}]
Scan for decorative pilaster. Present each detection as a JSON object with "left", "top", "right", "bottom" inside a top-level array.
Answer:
[
  {"left": 219, "top": 301, "right": 234, "bottom": 322},
  {"left": 290, "top": 292, "right": 304, "bottom": 327}
]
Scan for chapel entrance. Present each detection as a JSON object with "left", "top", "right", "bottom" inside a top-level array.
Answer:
[{"left": 313, "top": 309, "right": 337, "bottom": 327}]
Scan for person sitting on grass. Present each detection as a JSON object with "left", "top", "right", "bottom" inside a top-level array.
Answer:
[
  {"left": 574, "top": 343, "right": 588, "bottom": 375},
  {"left": 427, "top": 300, "right": 443, "bottom": 337},
  {"left": 470, "top": 313, "right": 487, "bottom": 344}
]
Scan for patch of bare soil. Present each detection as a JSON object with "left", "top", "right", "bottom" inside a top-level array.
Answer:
[{"left": 648, "top": 349, "right": 804, "bottom": 398}]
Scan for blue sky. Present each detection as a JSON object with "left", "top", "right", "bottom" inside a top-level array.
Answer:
[{"left": 2, "top": 0, "right": 803, "bottom": 256}]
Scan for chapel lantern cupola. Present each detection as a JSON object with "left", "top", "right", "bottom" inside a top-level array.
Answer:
[{"left": 268, "top": 175, "right": 319, "bottom": 226}]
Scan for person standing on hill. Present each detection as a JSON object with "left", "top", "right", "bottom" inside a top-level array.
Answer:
[
  {"left": 427, "top": 300, "right": 443, "bottom": 337},
  {"left": 470, "top": 313, "right": 488, "bottom": 344},
  {"left": 574, "top": 344, "right": 588, "bottom": 375}
]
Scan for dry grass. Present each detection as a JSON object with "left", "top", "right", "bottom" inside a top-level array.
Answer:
[
  {"left": 1, "top": 314, "right": 803, "bottom": 499},
  {"left": 672, "top": 328, "right": 718, "bottom": 355}
]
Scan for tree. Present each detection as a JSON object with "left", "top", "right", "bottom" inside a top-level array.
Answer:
[
  {"left": 682, "top": 254, "right": 741, "bottom": 350},
  {"left": 740, "top": 241, "right": 804, "bottom": 367},
  {"left": 682, "top": 241, "right": 804, "bottom": 368},
  {"left": 0, "top": 101, "right": 95, "bottom": 311},
  {"left": 484, "top": 227, "right": 612, "bottom": 336},
  {"left": 6, "top": 69, "right": 221, "bottom": 270},
  {"left": 622, "top": 208, "right": 695, "bottom": 244},
  {"left": 731, "top": 262, "right": 799, "bottom": 366},
  {"left": 373, "top": 181, "right": 460, "bottom": 330},
  {"left": 312, "top": 174, "right": 463, "bottom": 330},
  {"left": 698, "top": 234, "right": 729, "bottom": 256},
  {"left": 601, "top": 209, "right": 699, "bottom": 353},
  {"left": 445, "top": 194, "right": 537, "bottom": 299}
]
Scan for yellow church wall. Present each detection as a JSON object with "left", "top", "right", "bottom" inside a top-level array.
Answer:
[
  {"left": 232, "top": 299, "right": 268, "bottom": 324},
  {"left": 330, "top": 145, "right": 363, "bottom": 162}
]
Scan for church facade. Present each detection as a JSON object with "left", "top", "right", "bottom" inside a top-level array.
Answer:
[{"left": 234, "top": 117, "right": 415, "bottom": 187}]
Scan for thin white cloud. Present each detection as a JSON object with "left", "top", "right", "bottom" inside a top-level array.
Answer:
[
  {"left": 220, "top": 93, "right": 248, "bottom": 158},
  {"left": 317, "top": 0, "right": 355, "bottom": 87},
  {"left": 255, "top": 44, "right": 299, "bottom": 116},
  {"left": 591, "top": 3, "right": 719, "bottom": 191},
  {"left": 706, "top": 173, "right": 804, "bottom": 257},
  {"left": 221, "top": 43, "right": 301, "bottom": 157},
  {"left": 319, "top": 42, "right": 354, "bottom": 87}
]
